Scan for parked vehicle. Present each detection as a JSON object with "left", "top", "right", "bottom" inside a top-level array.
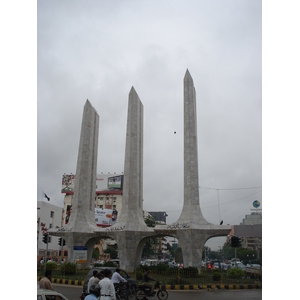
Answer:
[
  {"left": 38, "top": 289, "right": 69, "bottom": 300},
  {"left": 236, "top": 263, "right": 246, "bottom": 270},
  {"left": 136, "top": 281, "right": 168, "bottom": 300}
]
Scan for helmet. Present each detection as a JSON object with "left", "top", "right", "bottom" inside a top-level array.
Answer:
[{"left": 89, "top": 285, "right": 100, "bottom": 297}]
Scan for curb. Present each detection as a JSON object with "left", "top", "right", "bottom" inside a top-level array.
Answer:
[
  {"left": 162, "top": 283, "right": 261, "bottom": 290},
  {"left": 38, "top": 277, "right": 262, "bottom": 290}
]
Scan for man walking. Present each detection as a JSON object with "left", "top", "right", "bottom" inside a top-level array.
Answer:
[
  {"left": 99, "top": 269, "right": 116, "bottom": 300},
  {"left": 39, "top": 270, "right": 54, "bottom": 290},
  {"left": 87, "top": 270, "right": 98, "bottom": 293}
]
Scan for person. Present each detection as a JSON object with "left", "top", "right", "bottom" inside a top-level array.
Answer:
[
  {"left": 85, "top": 284, "right": 100, "bottom": 300},
  {"left": 91, "top": 271, "right": 104, "bottom": 285},
  {"left": 142, "top": 268, "right": 155, "bottom": 296},
  {"left": 111, "top": 268, "right": 127, "bottom": 285},
  {"left": 87, "top": 270, "right": 98, "bottom": 293},
  {"left": 39, "top": 270, "right": 54, "bottom": 290},
  {"left": 99, "top": 268, "right": 116, "bottom": 300}
]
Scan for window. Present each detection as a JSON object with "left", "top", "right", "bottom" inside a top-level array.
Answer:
[{"left": 50, "top": 211, "right": 54, "bottom": 218}]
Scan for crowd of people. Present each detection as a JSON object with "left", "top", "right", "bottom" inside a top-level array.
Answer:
[
  {"left": 39, "top": 268, "right": 134, "bottom": 300},
  {"left": 39, "top": 267, "right": 156, "bottom": 299}
]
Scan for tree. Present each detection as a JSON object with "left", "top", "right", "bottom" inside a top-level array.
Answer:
[
  {"left": 144, "top": 214, "right": 155, "bottom": 227},
  {"left": 92, "top": 247, "right": 100, "bottom": 260},
  {"left": 104, "top": 247, "right": 118, "bottom": 259},
  {"left": 174, "top": 247, "right": 183, "bottom": 263},
  {"left": 142, "top": 213, "right": 156, "bottom": 258}
]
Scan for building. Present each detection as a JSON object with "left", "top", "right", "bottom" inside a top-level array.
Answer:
[
  {"left": 62, "top": 173, "right": 124, "bottom": 225},
  {"left": 148, "top": 211, "right": 168, "bottom": 224},
  {"left": 240, "top": 211, "right": 262, "bottom": 225},
  {"left": 148, "top": 211, "right": 169, "bottom": 258},
  {"left": 232, "top": 224, "right": 262, "bottom": 252},
  {"left": 227, "top": 210, "right": 262, "bottom": 259},
  {"left": 37, "top": 201, "right": 64, "bottom": 260}
]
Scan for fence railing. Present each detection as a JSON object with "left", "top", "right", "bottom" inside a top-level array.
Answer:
[{"left": 37, "top": 265, "right": 262, "bottom": 286}]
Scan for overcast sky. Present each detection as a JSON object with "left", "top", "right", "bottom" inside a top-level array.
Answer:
[{"left": 37, "top": 0, "right": 262, "bottom": 249}]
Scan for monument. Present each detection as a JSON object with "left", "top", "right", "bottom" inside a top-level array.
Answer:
[
  {"left": 154, "top": 70, "right": 231, "bottom": 270},
  {"left": 49, "top": 71, "right": 231, "bottom": 273},
  {"left": 49, "top": 100, "right": 100, "bottom": 264},
  {"left": 94, "top": 87, "right": 154, "bottom": 271}
]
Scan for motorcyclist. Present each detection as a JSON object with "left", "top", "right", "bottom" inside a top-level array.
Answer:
[{"left": 142, "top": 268, "right": 155, "bottom": 296}]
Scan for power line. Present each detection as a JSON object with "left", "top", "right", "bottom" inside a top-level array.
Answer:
[{"left": 199, "top": 186, "right": 262, "bottom": 191}]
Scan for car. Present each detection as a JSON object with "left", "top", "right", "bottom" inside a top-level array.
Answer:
[
  {"left": 248, "top": 264, "right": 261, "bottom": 269},
  {"left": 82, "top": 266, "right": 138, "bottom": 294},
  {"left": 236, "top": 263, "right": 246, "bottom": 270},
  {"left": 37, "top": 289, "right": 69, "bottom": 300}
]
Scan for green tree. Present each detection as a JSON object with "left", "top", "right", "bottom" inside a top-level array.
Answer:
[
  {"left": 92, "top": 247, "right": 100, "bottom": 260},
  {"left": 144, "top": 214, "right": 155, "bottom": 227},
  {"left": 104, "top": 247, "right": 118, "bottom": 259},
  {"left": 175, "top": 247, "right": 183, "bottom": 263},
  {"left": 142, "top": 214, "right": 156, "bottom": 258}
]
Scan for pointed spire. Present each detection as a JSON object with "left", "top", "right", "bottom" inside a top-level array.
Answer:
[
  {"left": 184, "top": 69, "right": 193, "bottom": 84},
  {"left": 129, "top": 86, "right": 137, "bottom": 95}
]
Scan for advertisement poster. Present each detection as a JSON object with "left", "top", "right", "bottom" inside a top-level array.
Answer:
[
  {"left": 65, "top": 205, "right": 72, "bottom": 224},
  {"left": 95, "top": 208, "right": 118, "bottom": 227},
  {"left": 107, "top": 175, "right": 123, "bottom": 189},
  {"left": 61, "top": 174, "right": 124, "bottom": 193},
  {"left": 73, "top": 246, "right": 87, "bottom": 263},
  {"left": 62, "top": 174, "right": 76, "bottom": 193}
]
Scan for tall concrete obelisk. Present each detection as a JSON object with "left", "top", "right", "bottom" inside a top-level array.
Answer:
[
  {"left": 155, "top": 70, "right": 231, "bottom": 272},
  {"left": 176, "top": 69, "right": 210, "bottom": 226},
  {"left": 112, "top": 87, "right": 148, "bottom": 230},
  {"left": 48, "top": 100, "right": 100, "bottom": 266},
  {"left": 66, "top": 99, "right": 100, "bottom": 232},
  {"left": 103, "top": 87, "right": 152, "bottom": 272}
]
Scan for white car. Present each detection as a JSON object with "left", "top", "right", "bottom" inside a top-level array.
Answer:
[{"left": 37, "top": 289, "right": 69, "bottom": 300}]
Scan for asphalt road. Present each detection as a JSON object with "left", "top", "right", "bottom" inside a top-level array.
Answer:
[{"left": 52, "top": 283, "right": 262, "bottom": 300}]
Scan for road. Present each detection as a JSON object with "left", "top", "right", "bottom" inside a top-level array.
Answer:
[{"left": 52, "top": 283, "right": 262, "bottom": 300}]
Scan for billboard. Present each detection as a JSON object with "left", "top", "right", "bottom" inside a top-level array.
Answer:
[
  {"left": 61, "top": 174, "right": 124, "bottom": 193},
  {"left": 65, "top": 205, "right": 72, "bottom": 224},
  {"left": 107, "top": 175, "right": 123, "bottom": 190},
  {"left": 64, "top": 206, "right": 118, "bottom": 227},
  {"left": 95, "top": 208, "right": 118, "bottom": 227},
  {"left": 62, "top": 174, "right": 76, "bottom": 193}
]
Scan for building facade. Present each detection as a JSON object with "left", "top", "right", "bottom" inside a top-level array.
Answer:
[
  {"left": 37, "top": 201, "right": 63, "bottom": 259},
  {"left": 240, "top": 211, "right": 262, "bottom": 225},
  {"left": 62, "top": 173, "right": 124, "bottom": 225}
]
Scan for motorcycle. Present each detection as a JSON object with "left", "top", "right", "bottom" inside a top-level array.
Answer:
[
  {"left": 115, "top": 282, "right": 137, "bottom": 300},
  {"left": 136, "top": 281, "right": 168, "bottom": 300}
]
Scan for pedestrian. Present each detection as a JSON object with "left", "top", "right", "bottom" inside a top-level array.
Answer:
[
  {"left": 39, "top": 270, "right": 54, "bottom": 290},
  {"left": 85, "top": 284, "right": 100, "bottom": 300},
  {"left": 88, "top": 270, "right": 98, "bottom": 293},
  {"left": 91, "top": 271, "right": 104, "bottom": 285},
  {"left": 99, "top": 268, "right": 116, "bottom": 300}
]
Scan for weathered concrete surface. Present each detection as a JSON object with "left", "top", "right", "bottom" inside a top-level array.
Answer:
[
  {"left": 94, "top": 87, "right": 153, "bottom": 272},
  {"left": 48, "top": 100, "right": 100, "bottom": 266},
  {"left": 155, "top": 70, "right": 231, "bottom": 272},
  {"left": 49, "top": 72, "right": 231, "bottom": 273}
]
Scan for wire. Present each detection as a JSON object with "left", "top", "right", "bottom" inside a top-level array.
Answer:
[{"left": 199, "top": 186, "right": 261, "bottom": 191}]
